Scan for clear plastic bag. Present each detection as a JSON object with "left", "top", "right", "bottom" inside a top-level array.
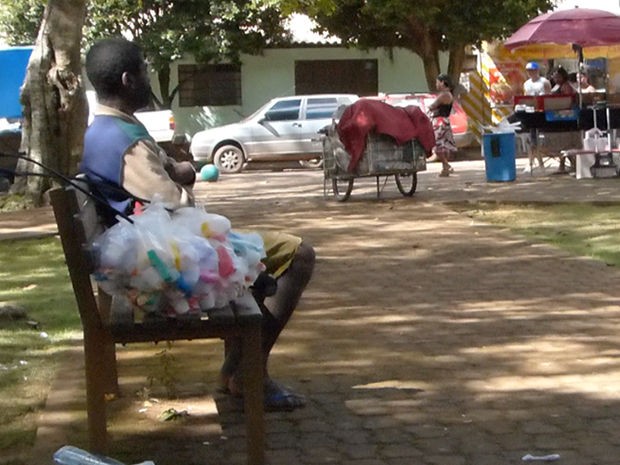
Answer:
[{"left": 92, "top": 201, "right": 265, "bottom": 317}]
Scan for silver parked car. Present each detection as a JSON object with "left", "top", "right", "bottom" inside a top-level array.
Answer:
[{"left": 189, "top": 94, "right": 359, "bottom": 173}]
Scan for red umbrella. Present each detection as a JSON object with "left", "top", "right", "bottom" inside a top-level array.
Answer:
[{"left": 504, "top": 8, "right": 620, "bottom": 58}]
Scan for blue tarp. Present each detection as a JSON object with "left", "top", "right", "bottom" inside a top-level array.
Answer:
[{"left": 0, "top": 46, "right": 33, "bottom": 118}]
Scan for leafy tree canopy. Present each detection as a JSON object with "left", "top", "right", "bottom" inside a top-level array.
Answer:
[
  {"left": 0, "top": 0, "right": 44, "bottom": 45},
  {"left": 281, "top": 0, "right": 555, "bottom": 89},
  {"left": 0, "top": 1, "right": 292, "bottom": 106},
  {"left": 84, "top": 1, "right": 290, "bottom": 68}
]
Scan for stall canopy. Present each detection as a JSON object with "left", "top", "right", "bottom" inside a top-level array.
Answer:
[{"left": 504, "top": 8, "right": 620, "bottom": 59}]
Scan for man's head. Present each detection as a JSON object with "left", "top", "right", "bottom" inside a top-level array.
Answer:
[
  {"left": 85, "top": 37, "right": 152, "bottom": 112},
  {"left": 525, "top": 61, "right": 540, "bottom": 77},
  {"left": 578, "top": 72, "right": 591, "bottom": 86},
  {"left": 552, "top": 66, "right": 569, "bottom": 84}
]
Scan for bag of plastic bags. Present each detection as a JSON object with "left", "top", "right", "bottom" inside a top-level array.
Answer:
[{"left": 93, "top": 200, "right": 266, "bottom": 317}]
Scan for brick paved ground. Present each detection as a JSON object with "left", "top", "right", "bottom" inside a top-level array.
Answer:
[{"left": 13, "top": 158, "right": 620, "bottom": 465}]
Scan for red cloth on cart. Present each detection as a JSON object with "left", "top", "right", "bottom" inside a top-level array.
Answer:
[{"left": 336, "top": 99, "right": 436, "bottom": 172}]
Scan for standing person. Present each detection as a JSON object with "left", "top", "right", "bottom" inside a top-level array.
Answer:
[
  {"left": 550, "top": 66, "right": 577, "bottom": 174},
  {"left": 428, "top": 73, "right": 457, "bottom": 177},
  {"left": 551, "top": 66, "right": 577, "bottom": 96},
  {"left": 522, "top": 61, "right": 552, "bottom": 174},
  {"left": 568, "top": 72, "right": 578, "bottom": 91},
  {"left": 81, "top": 37, "right": 314, "bottom": 412},
  {"left": 577, "top": 72, "right": 596, "bottom": 93},
  {"left": 523, "top": 61, "right": 551, "bottom": 96}
]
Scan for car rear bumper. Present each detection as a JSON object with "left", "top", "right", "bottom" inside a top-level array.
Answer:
[{"left": 454, "top": 131, "right": 474, "bottom": 148}]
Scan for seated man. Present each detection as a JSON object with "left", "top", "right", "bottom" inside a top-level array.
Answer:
[{"left": 81, "top": 37, "right": 314, "bottom": 411}]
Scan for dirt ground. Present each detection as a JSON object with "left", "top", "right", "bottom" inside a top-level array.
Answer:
[{"left": 29, "top": 166, "right": 620, "bottom": 465}]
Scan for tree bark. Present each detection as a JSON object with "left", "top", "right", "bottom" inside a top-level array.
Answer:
[
  {"left": 404, "top": 16, "right": 441, "bottom": 91},
  {"left": 157, "top": 63, "right": 172, "bottom": 109},
  {"left": 420, "top": 53, "right": 441, "bottom": 92},
  {"left": 447, "top": 43, "right": 466, "bottom": 98},
  {"left": 11, "top": 0, "right": 87, "bottom": 205}
]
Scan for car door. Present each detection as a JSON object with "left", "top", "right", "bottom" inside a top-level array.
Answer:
[
  {"left": 297, "top": 97, "right": 341, "bottom": 157},
  {"left": 247, "top": 98, "right": 303, "bottom": 160}
]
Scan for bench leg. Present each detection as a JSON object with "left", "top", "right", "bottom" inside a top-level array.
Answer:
[
  {"left": 97, "top": 291, "right": 120, "bottom": 396},
  {"left": 83, "top": 328, "right": 110, "bottom": 453},
  {"left": 241, "top": 325, "right": 264, "bottom": 465}
]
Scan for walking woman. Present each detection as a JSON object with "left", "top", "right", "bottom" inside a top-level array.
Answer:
[{"left": 428, "top": 73, "right": 458, "bottom": 177}]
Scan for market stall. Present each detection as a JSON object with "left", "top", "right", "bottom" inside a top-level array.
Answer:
[{"left": 503, "top": 8, "right": 620, "bottom": 174}]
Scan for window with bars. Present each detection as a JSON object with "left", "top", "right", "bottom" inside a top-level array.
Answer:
[{"left": 177, "top": 64, "right": 241, "bottom": 107}]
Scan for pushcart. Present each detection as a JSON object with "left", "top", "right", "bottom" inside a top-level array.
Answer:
[{"left": 322, "top": 122, "right": 427, "bottom": 202}]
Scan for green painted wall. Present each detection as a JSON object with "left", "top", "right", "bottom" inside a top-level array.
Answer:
[{"left": 157, "top": 47, "right": 446, "bottom": 137}]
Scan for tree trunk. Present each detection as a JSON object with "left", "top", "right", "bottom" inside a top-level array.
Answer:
[
  {"left": 447, "top": 44, "right": 466, "bottom": 98},
  {"left": 404, "top": 17, "right": 441, "bottom": 91},
  {"left": 420, "top": 53, "right": 441, "bottom": 92},
  {"left": 157, "top": 64, "right": 172, "bottom": 109},
  {"left": 11, "top": 0, "right": 87, "bottom": 205}
]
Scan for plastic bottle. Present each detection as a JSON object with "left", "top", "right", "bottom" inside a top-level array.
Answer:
[
  {"left": 52, "top": 445, "right": 126, "bottom": 465},
  {"left": 52, "top": 445, "right": 155, "bottom": 465}
]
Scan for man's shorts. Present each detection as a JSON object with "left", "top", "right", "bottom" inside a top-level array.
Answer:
[{"left": 259, "top": 231, "right": 302, "bottom": 278}]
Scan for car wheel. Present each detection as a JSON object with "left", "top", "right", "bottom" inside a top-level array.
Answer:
[
  {"left": 214, "top": 145, "right": 245, "bottom": 173},
  {"left": 299, "top": 158, "right": 323, "bottom": 169}
]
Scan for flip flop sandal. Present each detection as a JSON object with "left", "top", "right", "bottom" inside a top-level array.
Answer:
[
  {"left": 221, "top": 378, "right": 306, "bottom": 412},
  {"left": 264, "top": 381, "right": 306, "bottom": 412}
]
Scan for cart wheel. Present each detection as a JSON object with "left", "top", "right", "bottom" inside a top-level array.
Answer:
[
  {"left": 395, "top": 172, "right": 417, "bottom": 196},
  {"left": 332, "top": 177, "right": 354, "bottom": 201}
]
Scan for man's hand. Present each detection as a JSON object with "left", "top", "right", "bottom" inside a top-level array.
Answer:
[{"left": 165, "top": 160, "right": 196, "bottom": 187}]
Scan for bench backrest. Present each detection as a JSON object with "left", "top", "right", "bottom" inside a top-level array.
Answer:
[{"left": 50, "top": 179, "right": 108, "bottom": 329}]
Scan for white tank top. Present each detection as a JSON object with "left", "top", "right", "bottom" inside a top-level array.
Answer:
[{"left": 523, "top": 77, "right": 550, "bottom": 96}]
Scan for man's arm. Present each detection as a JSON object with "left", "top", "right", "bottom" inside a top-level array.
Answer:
[{"left": 122, "top": 139, "right": 195, "bottom": 209}]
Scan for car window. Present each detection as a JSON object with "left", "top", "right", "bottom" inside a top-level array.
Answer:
[
  {"left": 264, "top": 99, "right": 302, "bottom": 121},
  {"left": 306, "top": 98, "right": 338, "bottom": 120}
]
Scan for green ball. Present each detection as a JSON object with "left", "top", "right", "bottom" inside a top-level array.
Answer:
[{"left": 200, "top": 164, "right": 219, "bottom": 182}]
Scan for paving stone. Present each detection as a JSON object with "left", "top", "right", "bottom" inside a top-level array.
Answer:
[
  {"left": 25, "top": 164, "right": 620, "bottom": 465},
  {"left": 341, "top": 443, "right": 378, "bottom": 459},
  {"left": 423, "top": 454, "right": 467, "bottom": 465}
]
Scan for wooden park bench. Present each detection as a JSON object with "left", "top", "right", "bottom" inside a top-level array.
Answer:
[{"left": 50, "top": 180, "right": 265, "bottom": 465}]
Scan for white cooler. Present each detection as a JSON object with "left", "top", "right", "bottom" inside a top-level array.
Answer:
[
  {"left": 579, "top": 132, "right": 618, "bottom": 179},
  {"left": 576, "top": 153, "right": 596, "bottom": 179}
]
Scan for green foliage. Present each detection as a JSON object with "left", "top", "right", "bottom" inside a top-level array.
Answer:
[
  {"left": 0, "top": 0, "right": 45, "bottom": 45},
  {"left": 453, "top": 202, "right": 620, "bottom": 267},
  {"left": 0, "top": 1, "right": 291, "bottom": 106},
  {"left": 0, "top": 236, "right": 187, "bottom": 458},
  {"left": 147, "top": 341, "right": 179, "bottom": 398},
  {"left": 287, "top": 0, "right": 553, "bottom": 49},
  {"left": 282, "top": 0, "right": 554, "bottom": 87},
  {"left": 0, "top": 194, "right": 37, "bottom": 212},
  {"left": 83, "top": 0, "right": 291, "bottom": 105},
  {"left": 0, "top": 237, "right": 81, "bottom": 460}
]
